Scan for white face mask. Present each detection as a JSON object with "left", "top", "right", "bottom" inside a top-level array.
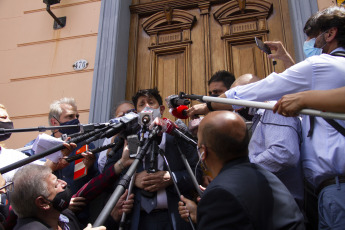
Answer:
[{"left": 143, "top": 106, "right": 161, "bottom": 120}]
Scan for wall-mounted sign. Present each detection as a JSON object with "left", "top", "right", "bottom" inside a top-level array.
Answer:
[{"left": 73, "top": 59, "right": 88, "bottom": 71}]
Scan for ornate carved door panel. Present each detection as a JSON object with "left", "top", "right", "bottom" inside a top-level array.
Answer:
[{"left": 126, "top": 0, "right": 295, "bottom": 118}]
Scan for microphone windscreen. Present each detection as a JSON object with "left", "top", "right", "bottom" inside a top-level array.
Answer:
[
  {"left": 109, "top": 112, "right": 138, "bottom": 124},
  {"left": 171, "top": 105, "right": 189, "bottom": 119},
  {"left": 163, "top": 118, "right": 176, "bottom": 134}
]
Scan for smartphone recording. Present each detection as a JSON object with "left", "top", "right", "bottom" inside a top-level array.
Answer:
[{"left": 255, "top": 37, "right": 271, "bottom": 54}]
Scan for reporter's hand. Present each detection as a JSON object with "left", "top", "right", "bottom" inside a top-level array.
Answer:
[
  {"left": 178, "top": 195, "right": 198, "bottom": 223},
  {"left": 83, "top": 223, "right": 106, "bottom": 230},
  {"left": 45, "top": 158, "right": 69, "bottom": 171},
  {"left": 264, "top": 41, "right": 295, "bottom": 68},
  {"left": 186, "top": 103, "right": 209, "bottom": 118},
  {"left": 273, "top": 92, "right": 305, "bottom": 117},
  {"left": 111, "top": 189, "right": 135, "bottom": 222},
  {"left": 69, "top": 197, "right": 87, "bottom": 213},
  {"left": 120, "top": 141, "right": 134, "bottom": 168},
  {"left": 82, "top": 151, "right": 96, "bottom": 169},
  {"left": 149, "top": 117, "right": 167, "bottom": 133},
  {"left": 61, "top": 141, "right": 77, "bottom": 157}
]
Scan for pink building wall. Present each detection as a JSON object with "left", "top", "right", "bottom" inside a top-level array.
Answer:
[{"left": 0, "top": 0, "right": 101, "bottom": 148}]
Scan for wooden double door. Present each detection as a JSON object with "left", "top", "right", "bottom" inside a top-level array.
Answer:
[{"left": 126, "top": 0, "right": 295, "bottom": 120}]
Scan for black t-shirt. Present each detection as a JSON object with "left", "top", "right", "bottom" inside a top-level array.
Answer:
[{"left": 14, "top": 209, "right": 83, "bottom": 230}]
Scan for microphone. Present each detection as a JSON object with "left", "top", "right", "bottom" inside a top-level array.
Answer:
[
  {"left": 107, "top": 136, "right": 125, "bottom": 159},
  {"left": 171, "top": 105, "right": 189, "bottom": 119},
  {"left": 148, "top": 125, "right": 162, "bottom": 139},
  {"left": 104, "top": 112, "right": 139, "bottom": 138},
  {"left": 165, "top": 95, "right": 190, "bottom": 109},
  {"left": 138, "top": 110, "right": 153, "bottom": 126},
  {"left": 65, "top": 142, "right": 117, "bottom": 163},
  {"left": 109, "top": 112, "right": 138, "bottom": 125},
  {"left": 163, "top": 118, "right": 197, "bottom": 147},
  {"left": 174, "top": 119, "right": 195, "bottom": 140}
]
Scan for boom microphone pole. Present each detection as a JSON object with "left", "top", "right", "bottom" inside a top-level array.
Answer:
[
  {"left": 0, "top": 123, "right": 105, "bottom": 135},
  {"left": 174, "top": 139, "right": 203, "bottom": 197},
  {"left": 118, "top": 130, "right": 146, "bottom": 230},
  {"left": 179, "top": 92, "right": 345, "bottom": 120},
  {"left": 93, "top": 131, "right": 158, "bottom": 227},
  {"left": 0, "top": 125, "right": 111, "bottom": 174},
  {"left": 159, "top": 148, "right": 196, "bottom": 230},
  {"left": 65, "top": 142, "right": 117, "bottom": 163}
]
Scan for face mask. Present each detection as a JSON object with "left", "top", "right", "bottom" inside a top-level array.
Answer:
[
  {"left": 303, "top": 32, "right": 327, "bottom": 58},
  {"left": 143, "top": 107, "right": 161, "bottom": 120},
  {"left": 210, "top": 94, "right": 219, "bottom": 97},
  {"left": 57, "top": 118, "right": 80, "bottom": 135},
  {"left": 47, "top": 186, "right": 72, "bottom": 212},
  {"left": 0, "top": 121, "right": 14, "bottom": 141}
]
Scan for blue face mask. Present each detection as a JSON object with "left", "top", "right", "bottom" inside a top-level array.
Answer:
[
  {"left": 57, "top": 118, "right": 80, "bottom": 135},
  {"left": 303, "top": 38, "right": 323, "bottom": 58},
  {"left": 303, "top": 32, "right": 327, "bottom": 58}
]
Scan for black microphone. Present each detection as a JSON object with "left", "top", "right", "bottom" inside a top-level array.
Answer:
[
  {"left": 163, "top": 118, "right": 197, "bottom": 147},
  {"left": 148, "top": 125, "right": 162, "bottom": 139},
  {"left": 165, "top": 95, "right": 190, "bottom": 108},
  {"left": 174, "top": 119, "right": 195, "bottom": 140},
  {"left": 104, "top": 112, "right": 139, "bottom": 138},
  {"left": 65, "top": 142, "right": 117, "bottom": 163},
  {"left": 106, "top": 115, "right": 141, "bottom": 159},
  {"left": 107, "top": 136, "right": 125, "bottom": 159}
]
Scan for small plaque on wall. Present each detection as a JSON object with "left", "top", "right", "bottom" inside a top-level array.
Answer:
[{"left": 73, "top": 59, "right": 89, "bottom": 71}]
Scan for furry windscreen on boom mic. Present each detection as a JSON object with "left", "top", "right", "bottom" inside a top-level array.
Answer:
[
  {"left": 171, "top": 105, "right": 189, "bottom": 119},
  {"left": 165, "top": 95, "right": 190, "bottom": 109}
]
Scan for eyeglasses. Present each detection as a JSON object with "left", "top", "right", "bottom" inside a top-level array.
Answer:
[{"left": 0, "top": 181, "right": 13, "bottom": 192}]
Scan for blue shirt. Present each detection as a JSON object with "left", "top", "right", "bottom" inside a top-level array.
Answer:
[
  {"left": 225, "top": 47, "right": 345, "bottom": 187},
  {"left": 249, "top": 108, "right": 304, "bottom": 201}
]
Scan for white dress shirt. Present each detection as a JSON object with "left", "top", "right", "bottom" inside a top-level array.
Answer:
[{"left": 225, "top": 47, "right": 345, "bottom": 187}]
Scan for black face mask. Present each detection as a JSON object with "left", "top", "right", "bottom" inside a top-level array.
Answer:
[
  {"left": 48, "top": 186, "right": 72, "bottom": 212},
  {"left": 56, "top": 118, "right": 80, "bottom": 135},
  {"left": 238, "top": 107, "right": 255, "bottom": 121},
  {"left": 0, "top": 121, "right": 14, "bottom": 141},
  {"left": 209, "top": 94, "right": 219, "bottom": 97}
]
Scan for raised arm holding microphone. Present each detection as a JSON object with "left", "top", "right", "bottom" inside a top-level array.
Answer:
[{"left": 187, "top": 6, "right": 345, "bottom": 229}]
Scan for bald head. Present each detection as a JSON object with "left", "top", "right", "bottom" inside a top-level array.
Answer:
[
  {"left": 198, "top": 111, "right": 249, "bottom": 162},
  {"left": 231, "top": 74, "right": 260, "bottom": 88}
]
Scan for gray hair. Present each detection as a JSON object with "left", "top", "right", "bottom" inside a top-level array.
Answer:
[
  {"left": 48, "top": 97, "right": 77, "bottom": 126},
  {"left": 10, "top": 165, "right": 52, "bottom": 218}
]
